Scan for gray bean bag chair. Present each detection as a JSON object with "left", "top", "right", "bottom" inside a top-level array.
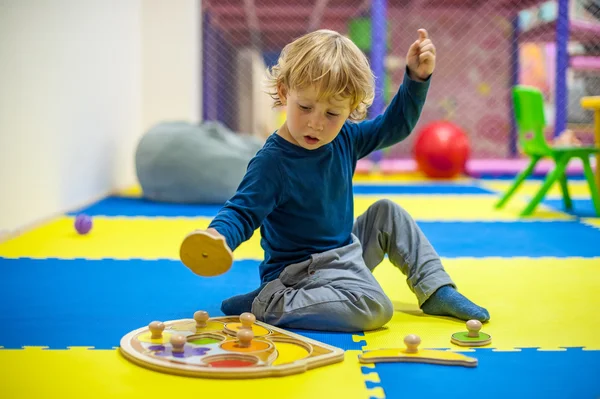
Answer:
[{"left": 135, "top": 121, "right": 264, "bottom": 204}]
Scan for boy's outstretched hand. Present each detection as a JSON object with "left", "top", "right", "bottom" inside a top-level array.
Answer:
[{"left": 406, "top": 29, "right": 436, "bottom": 81}]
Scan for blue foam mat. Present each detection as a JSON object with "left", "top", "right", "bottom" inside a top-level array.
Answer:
[
  {"left": 543, "top": 198, "right": 598, "bottom": 218},
  {"left": 0, "top": 258, "right": 362, "bottom": 351},
  {"left": 71, "top": 183, "right": 493, "bottom": 218},
  {"left": 69, "top": 196, "right": 224, "bottom": 217},
  {"left": 365, "top": 348, "right": 600, "bottom": 399},
  {"left": 418, "top": 221, "right": 600, "bottom": 257}
]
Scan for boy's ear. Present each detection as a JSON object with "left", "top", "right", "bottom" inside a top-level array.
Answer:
[{"left": 277, "top": 83, "right": 288, "bottom": 105}]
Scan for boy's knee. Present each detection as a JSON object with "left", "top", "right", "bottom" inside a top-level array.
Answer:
[
  {"left": 373, "top": 198, "right": 403, "bottom": 214},
  {"left": 347, "top": 294, "right": 394, "bottom": 331},
  {"left": 371, "top": 198, "right": 412, "bottom": 221}
]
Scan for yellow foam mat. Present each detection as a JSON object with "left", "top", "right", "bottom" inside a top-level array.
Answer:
[
  {"left": 0, "top": 217, "right": 261, "bottom": 260},
  {"left": 583, "top": 218, "right": 600, "bottom": 230},
  {"left": 0, "top": 348, "right": 369, "bottom": 399},
  {"left": 353, "top": 172, "right": 471, "bottom": 183},
  {"left": 0, "top": 193, "right": 570, "bottom": 260},
  {"left": 355, "top": 195, "right": 570, "bottom": 220},
  {"left": 119, "top": 174, "right": 471, "bottom": 197},
  {"left": 116, "top": 185, "right": 142, "bottom": 197},
  {"left": 480, "top": 180, "right": 593, "bottom": 199},
  {"left": 355, "top": 258, "right": 600, "bottom": 351}
]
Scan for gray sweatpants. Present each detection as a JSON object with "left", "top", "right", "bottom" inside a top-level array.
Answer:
[{"left": 251, "top": 199, "right": 455, "bottom": 332}]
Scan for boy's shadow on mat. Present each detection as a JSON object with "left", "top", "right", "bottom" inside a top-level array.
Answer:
[{"left": 364, "top": 300, "right": 468, "bottom": 333}]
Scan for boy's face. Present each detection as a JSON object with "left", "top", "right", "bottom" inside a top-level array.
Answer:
[{"left": 279, "top": 84, "right": 352, "bottom": 150}]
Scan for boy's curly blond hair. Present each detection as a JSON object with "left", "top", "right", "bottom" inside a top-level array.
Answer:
[{"left": 266, "top": 29, "right": 375, "bottom": 122}]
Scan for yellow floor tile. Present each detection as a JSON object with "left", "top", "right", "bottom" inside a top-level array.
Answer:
[
  {"left": 358, "top": 258, "right": 600, "bottom": 351},
  {"left": 355, "top": 195, "right": 570, "bottom": 221},
  {"left": 481, "top": 180, "right": 593, "bottom": 199},
  {"left": 0, "top": 348, "right": 368, "bottom": 399},
  {"left": 0, "top": 217, "right": 262, "bottom": 260}
]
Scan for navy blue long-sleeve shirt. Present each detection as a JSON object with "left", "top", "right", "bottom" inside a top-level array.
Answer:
[{"left": 209, "top": 71, "right": 431, "bottom": 283}]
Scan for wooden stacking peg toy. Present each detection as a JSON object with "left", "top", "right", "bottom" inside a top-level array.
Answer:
[
  {"left": 194, "top": 310, "right": 209, "bottom": 328},
  {"left": 451, "top": 319, "right": 492, "bottom": 347},
  {"left": 240, "top": 312, "right": 256, "bottom": 330},
  {"left": 170, "top": 334, "right": 187, "bottom": 353},
  {"left": 148, "top": 321, "right": 165, "bottom": 339},
  {"left": 237, "top": 328, "right": 254, "bottom": 348},
  {"left": 403, "top": 334, "right": 421, "bottom": 353}
]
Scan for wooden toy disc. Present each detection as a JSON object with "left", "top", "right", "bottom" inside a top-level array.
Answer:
[
  {"left": 451, "top": 331, "right": 492, "bottom": 347},
  {"left": 179, "top": 231, "right": 233, "bottom": 277}
]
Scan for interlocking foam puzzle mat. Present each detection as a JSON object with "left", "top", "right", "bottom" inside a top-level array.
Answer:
[{"left": 1, "top": 175, "right": 599, "bottom": 398}]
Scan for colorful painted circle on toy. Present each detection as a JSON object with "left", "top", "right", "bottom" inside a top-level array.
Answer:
[
  {"left": 187, "top": 333, "right": 225, "bottom": 345},
  {"left": 138, "top": 330, "right": 173, "bottom": 344},
  {"left": 148, "top": 344, "right": 211, "bottom": 358},
  {"left": 451, "top": 331, "right": 491, "bottom": 346},
  {"left": 272, "top": 340, "right": 311, "bottom": 365},
  {"left": 224, "top": 323, "right": 270, "bottom": 337},
  {"left": 221, "top": 338, "right": 272, "bottom": 353},
  {"left": 168, "top": 320, "right": 224, "bottom": 333},
  {"left": 202, "top": 354, "right": 259, "bottom": 368},
  {"left": 196, "top": 321, "right": 225, "bottom": 332},
  {"left": 451, "top": 320, "right": 492, "bottom": 347}
]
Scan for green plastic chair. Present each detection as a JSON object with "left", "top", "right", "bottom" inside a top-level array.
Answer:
[{"left": 495, "top": 85, "right": 600, "bottom": 216}]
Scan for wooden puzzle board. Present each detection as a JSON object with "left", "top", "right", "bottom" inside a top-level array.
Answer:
[{"left": 119, "top": 314, "right": 345, "bottom": 378}]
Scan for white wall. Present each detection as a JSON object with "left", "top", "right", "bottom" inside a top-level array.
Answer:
[
  {"left": 0, "top": 0, "right": 202, "bottom": 235},
  {"left": 142, "top": 0, "right": 201, "bottom": 132}
]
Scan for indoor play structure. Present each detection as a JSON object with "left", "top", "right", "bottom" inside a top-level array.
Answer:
[{"left": 201, "top": 0, "right": 599, "bottom": 179}]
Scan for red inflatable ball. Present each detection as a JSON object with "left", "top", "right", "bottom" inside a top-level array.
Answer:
[{"left": 413, "top": 121, "right": 470, "bottom": 178}]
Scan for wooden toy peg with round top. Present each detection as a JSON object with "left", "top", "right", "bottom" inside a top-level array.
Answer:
[
  {"left": 239, "top": 312, "right": 256, "bottom": 330},
  {"left": 451, "top": 319, "right": 492, "bottom": 347},
  {"left": 179, "top": 228, "right": 233, "bottom": 277},
  {"left": 403, "top": 334, "right": 421, "bottom": 353},
  {"left": 236, "top": 328, "right": 254, "bottom": 348},
  {"left": 170, "top": 334, "right": 187, "bottom": 353},
  {"left": 148, "top": 321, "right": 165, "bottom": 339},
  {"left": 194, "top": 310, "right": 209, "bottom": 328}
]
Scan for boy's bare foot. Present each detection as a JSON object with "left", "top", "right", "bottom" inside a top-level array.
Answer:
[{"left": 179, "top": 230, "right": 233, "bottom": 277}]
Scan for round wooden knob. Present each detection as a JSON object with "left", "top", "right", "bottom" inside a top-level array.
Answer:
[
  {"left": 170, "top": 334, "right": 187, "bottom": 353},
  {"left": 149, "top": 321, "right": 165, "bottom": 339},
  {"left": 194, "top": 310, "right": 209, "bottom": 328},
  {"left": 404, "top": 334, "right": 421, "bottom": 353},
  {"left": 237, "top": 328, "right": 254, "bottom": 348},
  {"left": 466, "top": 320, "right": 482, "bottom": 338},
  {"left": 240, "top": 312, "right": 256, "bottom": 329}
]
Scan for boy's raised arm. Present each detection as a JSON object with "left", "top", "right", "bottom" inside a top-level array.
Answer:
[{"left": 350, "top": 29, "right": 436, "bottom": 159}]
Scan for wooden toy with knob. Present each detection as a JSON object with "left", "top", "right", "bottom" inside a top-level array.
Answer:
[
  {"left": 179, "top": 229, "right": 233, "bottom": 277},
  {"left": 451, "top": 319, "right": 492, "bottom": 347},
  {"left": 359, "top": 334, "right": 478, "bottom": 367},
  {"left": 194, "top": 310, "right": 209, "bottom": 328},
  {"left": 170, "top": 334, "right": 187, "bottom": 354},
  {"left": 236, "top": 328, "right": 254, "bottom": 348}
]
